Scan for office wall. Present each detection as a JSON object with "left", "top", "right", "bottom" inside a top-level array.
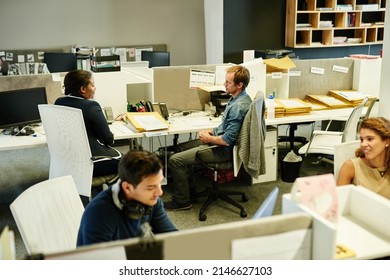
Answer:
[
  {"left": 0, "top": 0, "right": 206, "bottom": 66},
  {"left": 1, "top": 1, "right": 383, "bottom": 66},
  {"left": 379, "top": 6, "right": 390, "bottom": 118}
]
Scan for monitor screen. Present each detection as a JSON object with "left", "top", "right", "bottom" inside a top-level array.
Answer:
[
  {"left": 44, "top": 52, "right": 77, "bottom": 73},
  {"left": 141, "top": 51, "right": 170, "bottom": 68},
  {"left": 0, "top": 87, "right": 48, "bottom": 129}
]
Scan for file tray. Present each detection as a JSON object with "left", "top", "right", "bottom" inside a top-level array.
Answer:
[
  {"left": 126, "top": 112, "right": 169, "bottom": 132},
  {"left": 283, "top": 185, "right": 390, "bottom": 259},
  {"left": 91, "top": 55, "right": 121, "bottom": 72}
]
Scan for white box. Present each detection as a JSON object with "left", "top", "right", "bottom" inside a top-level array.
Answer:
[
  {"left": 282, "top": 185, "right": 390, "bottom": 259},
  {"left": 353, "top": 58, "right": 382, "bottom": 98}
]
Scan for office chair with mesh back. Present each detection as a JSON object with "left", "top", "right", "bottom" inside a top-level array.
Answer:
[
  {"left": 38, "top": 104, "right": 119, "bottom": 202},
  {"left": 298, "top": 97, "right": 369, "bottom": 164},
  {"left": 193, "top": 95, "right": 266, "bottom": 221},
  {"left": 10, "top": 175, "right": 84, "bottom": 255}
]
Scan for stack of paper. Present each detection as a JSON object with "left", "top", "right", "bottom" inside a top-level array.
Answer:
[
  {"left": 306, "top": 94, "right": 352, "bottom": 109},
  {"left": 302, "top": 99, "right": 329, "bottom": 111},
  {"left": 328, "top": 90, "right": 375, "bottom": 107},
  {"left": 266, "top": 98, "right": 285, "bottom": 118},
  {"left": 276, "top": 98, "right": 311, "bottom": 115}
]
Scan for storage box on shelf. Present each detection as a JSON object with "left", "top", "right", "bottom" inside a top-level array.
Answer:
[
  {"left": 286, "top": 0, "right": 386, "bottom": 48},
  {"left": 90, "top": 55, "right": 121, "bottom": 72}
]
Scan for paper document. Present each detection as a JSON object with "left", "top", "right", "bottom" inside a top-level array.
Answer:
[
  {"left": 110, "top": 124, "right": 135, "bottom": 135},
  {"left": 279, "top": 99, "right": 306, "bottom": 107},
  {"left": 189, "top": 69, "right": 215, "bottom": 89}
]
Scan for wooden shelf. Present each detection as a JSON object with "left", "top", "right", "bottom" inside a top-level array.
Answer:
[{"left": 286, "top": 0, "right": 386, "bottom": 48}]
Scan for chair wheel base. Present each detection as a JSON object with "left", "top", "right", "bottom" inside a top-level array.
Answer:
[
  {"left": 240, "top": 210, "right": 247, "bottom": 218},
  {"left": 199, "top": 213, "right": 207, "bottom": 221},
  {"left": 242, "top": 194, "right": 249, "bottom": 202}
]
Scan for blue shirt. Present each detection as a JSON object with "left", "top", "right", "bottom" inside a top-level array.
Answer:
[
  {"left": 213, "top": 90, "right": 252, "bottom": 153},
  {"left": 77, "top": 187, "right": 178, "bottom": 247}
]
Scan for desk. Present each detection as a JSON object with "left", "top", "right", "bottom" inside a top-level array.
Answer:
[
  {"left": 0, "top": 107, "right": 368, "bottom": 189},
  {"left": 264, "top": 108, "right": 358, "bottom": 126},
  {"left": 282, "top": 185, "right": 390, "bottom": 260},
  {"left": 265, "top": 107, "right": 367, "bottom": 150},
  {"left": 0, "top": 108, "right": 361, "bottom": 151},
  {"left": 0, "top": 116, "right": 221, "bottom": 190}
]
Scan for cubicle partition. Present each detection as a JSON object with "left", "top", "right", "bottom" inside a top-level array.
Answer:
[
  {"left": 0, "top": 74, "right": 62, "bottom": 104},
  {"left": 289, "top": 58, "right": 354, "bottom": 99},
  {"left": 44, "top": 213, "right": 313, "bottom": 260},
  {"left": 152, "top": 64, "right": 220, "bottom": 112},
  {"left": 0, "top": 74, "right": 62, "bottom": 190}
]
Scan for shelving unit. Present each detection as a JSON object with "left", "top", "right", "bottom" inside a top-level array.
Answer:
[{"left": 286, "top": 0, "right": 386, "bottom": 48}]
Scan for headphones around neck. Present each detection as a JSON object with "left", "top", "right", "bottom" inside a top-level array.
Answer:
[{"left": 112, "top": 181, "right": 152, "bottom": 220}]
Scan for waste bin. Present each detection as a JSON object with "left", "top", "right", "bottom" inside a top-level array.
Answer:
[
  {"left": 280, "top": 160, "right": 301, "bottom": 183},
  {"left": 280, "top": 150, "right": 302, "bottom": 183}
]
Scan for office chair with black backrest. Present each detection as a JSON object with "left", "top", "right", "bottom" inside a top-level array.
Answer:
[
  {"left": 194, "top": 94, "right": 266, "bottom": 221},
  {"left": 38, "top": 104, "right": 119, "bottom": 202},
  {"left": 298, "top": 97, "right": 368, "bottom": 164}
]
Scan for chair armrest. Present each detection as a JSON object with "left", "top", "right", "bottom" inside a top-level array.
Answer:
[{"left": 312, "top": 130, "right": 343, "bottom": 136}]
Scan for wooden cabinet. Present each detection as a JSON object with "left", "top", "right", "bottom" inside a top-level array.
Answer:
[{"left": 286, "top": 0, "right": 386, "bottom": 48}]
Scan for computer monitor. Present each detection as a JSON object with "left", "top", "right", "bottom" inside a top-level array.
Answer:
[
  {"left": 44, "top": 52, "right": 77, "bottom": 73},
  {"left": 141, "top": 51, "right": 170, "bottom": 68},
  {"left": 252, "top": 186, "right": 279, "bottom": 219},
  {"left": 0, "top": 87, "right": 48, "bottom": 129}
]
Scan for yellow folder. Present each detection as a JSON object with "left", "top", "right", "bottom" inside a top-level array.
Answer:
[{"left": 125, "top": 112, "right": 169, "bottom": 132}]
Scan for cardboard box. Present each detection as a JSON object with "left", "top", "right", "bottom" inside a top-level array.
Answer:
[{"left": 263, "top": 56, "right": 296, "bottom": 73}]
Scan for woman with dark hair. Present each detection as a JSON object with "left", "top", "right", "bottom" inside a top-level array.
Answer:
[
  {"left": 55, "top": 69, "right": 121, "bottom": 177},
  {"left": 337, "top": 117, "right": 390, "bottom": 199}
]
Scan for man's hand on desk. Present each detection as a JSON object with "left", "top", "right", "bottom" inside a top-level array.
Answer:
[
  {"left": 199, "top": 130, "right": 228, "bottom": 146},
  {"left": 199, "top": 130, "right": 213, "bottom": 143}
]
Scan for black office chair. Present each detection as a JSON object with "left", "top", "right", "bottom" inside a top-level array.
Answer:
[
  {"left": 192, "top": 144, "right": 249, "bottom": 221},
  {"left": 278, "top": 122, "right": 313, "bottom": 151},
  {"left": 193, "top": 95, "right": 266, "bottom": 221}
]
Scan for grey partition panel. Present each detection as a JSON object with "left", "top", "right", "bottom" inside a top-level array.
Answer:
[
  {"left": 289, "top": 58, "right": 354, "bottom": 99},
  {"left": 0, "top": 74, "right": 62, "bottom": 104},
  {"left": 153, "top": 65, "right": 218, "bottom": 112}
]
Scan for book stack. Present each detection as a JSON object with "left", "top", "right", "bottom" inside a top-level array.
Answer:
[
  {"left": 306, "top": 94, "right": 352, "bottom": 109},
  {"left": 356, "top": 4, "right": 379, "bottom": 11},
  {"left": 336, "top": 4, "right": 353, "bottom": 11},
  {"left": 328, "top": 90, "right": 375, "bottom": 107}
]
